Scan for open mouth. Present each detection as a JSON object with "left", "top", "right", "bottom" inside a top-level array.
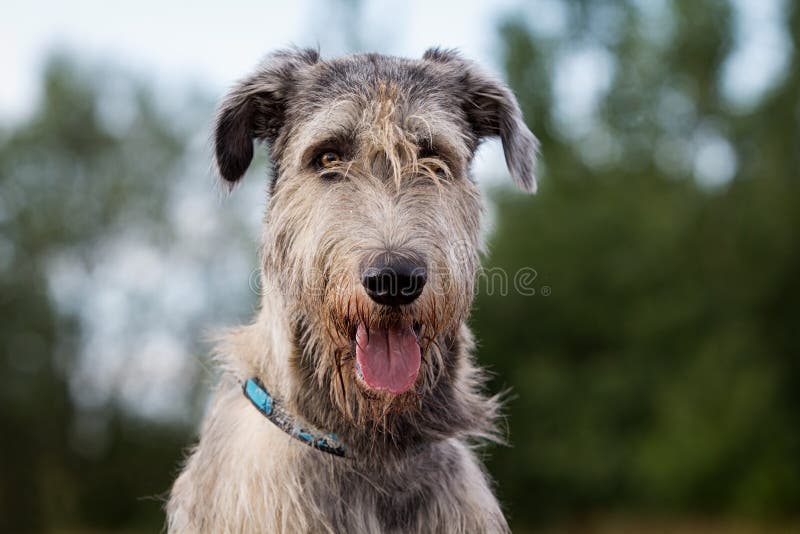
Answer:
[{"left": 353, "top": 322, "right": 422, "bottom": 395}]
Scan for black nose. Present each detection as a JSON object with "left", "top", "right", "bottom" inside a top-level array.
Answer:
[{"left": 361, "top": 255, "right": 427, "bottom": 306}]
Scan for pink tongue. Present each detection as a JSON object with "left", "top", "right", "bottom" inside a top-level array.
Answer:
[{"left": 356, "top": 324, "right": 421, "bottom": 394}]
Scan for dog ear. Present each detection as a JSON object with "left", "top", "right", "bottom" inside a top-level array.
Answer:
[
  {"left": 423, "top": 48, "right": 539, "bottom": 193},
  {"left": 214, "top": 48, "right": 320, "bottom": 185}
]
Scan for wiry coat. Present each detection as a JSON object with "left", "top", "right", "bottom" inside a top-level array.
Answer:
[{"left": 167, "top": 48, "right": 538, "bottom": 533}]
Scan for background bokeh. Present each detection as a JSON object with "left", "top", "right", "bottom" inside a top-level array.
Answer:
[{"left": 1, "top": 1, "right": 798, "bottom": 532}]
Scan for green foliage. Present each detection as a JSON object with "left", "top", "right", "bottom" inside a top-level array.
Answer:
[
  {"left": 474, "top": 1, "right": 800, "bottom": 529},
  {"left": 0, "top": 55, "right": 199, "bottom": 533}
]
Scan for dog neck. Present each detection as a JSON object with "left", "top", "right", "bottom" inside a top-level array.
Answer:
[
  {"left": 243, "top": 376, "right": 346, "bottom": 456},
  {"left": 228, "top": 273, "right": 502, "bottom": 461}
]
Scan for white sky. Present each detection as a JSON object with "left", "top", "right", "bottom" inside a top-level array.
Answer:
[
  {"left": 2, "top": 0, "right": 790, "bottom": 120},
  {"left": 1, "top": 0, "right": 518, "bottom": 122}
]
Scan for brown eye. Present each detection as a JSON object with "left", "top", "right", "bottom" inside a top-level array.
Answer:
[
  {"left": 419, "top": 147, "right": 448, "bottom": 178},
  {"left": 317, "top": 151, "right": 341, "bottom": 168}
]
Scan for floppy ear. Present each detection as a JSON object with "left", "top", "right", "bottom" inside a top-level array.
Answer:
[
  {"left": 423, "top": 48, "right": 539, "bottom": 193},
  {"left": 214, "top": 48, "right": 319, "bottom": 184}
]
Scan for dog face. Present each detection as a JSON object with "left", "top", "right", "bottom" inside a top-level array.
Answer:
[{"left": 214, "top": 48, "right": 537, "bottom": 431}]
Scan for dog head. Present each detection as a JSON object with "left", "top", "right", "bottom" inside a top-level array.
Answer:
[{"left": 213, "top": 48, "right": 538, "bottom": 442}]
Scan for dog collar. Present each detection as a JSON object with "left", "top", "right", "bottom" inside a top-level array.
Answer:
[{"left": 243, "top": 377, "right": 346, "bottom": 457}]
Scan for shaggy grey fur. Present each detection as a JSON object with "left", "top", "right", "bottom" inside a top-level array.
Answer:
[{"left": 167, "top": 48, "right": 538, "bottom": 533}]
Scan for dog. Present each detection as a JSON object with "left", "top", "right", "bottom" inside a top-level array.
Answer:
[{"left": 167, "top": 47, "right": 538, "bottom": 533}]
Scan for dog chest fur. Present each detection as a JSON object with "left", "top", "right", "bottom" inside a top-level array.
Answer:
[{"left": 167, "top": 342, "right": 507, "bottom": 533}]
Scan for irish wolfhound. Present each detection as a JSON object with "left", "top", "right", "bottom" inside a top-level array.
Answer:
[{"left": 167, "top": 47, "right": 538, "bottom": 533}]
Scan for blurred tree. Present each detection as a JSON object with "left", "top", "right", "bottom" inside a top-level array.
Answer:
[
  {"left": 0, "top": 55, "right": 198, "bottom": 532},
  {"left": 475, "top": 0, "right": 800, "bottom": 529}
]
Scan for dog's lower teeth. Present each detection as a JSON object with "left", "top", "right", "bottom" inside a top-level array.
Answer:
[{"left": 355, "top": 360, "right": 364, "bottom": 379}]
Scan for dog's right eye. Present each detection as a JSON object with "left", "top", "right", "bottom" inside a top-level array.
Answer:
[{"left": 314, "top": 151, "right": 346, "bottom": 180}]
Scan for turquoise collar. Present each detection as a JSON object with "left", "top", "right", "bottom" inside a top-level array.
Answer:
[{"left": 243, "top": 377, "right": 346, "bottom": 457}]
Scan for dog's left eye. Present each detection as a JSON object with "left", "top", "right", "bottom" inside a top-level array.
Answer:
[
  {"left": 418, "top": 148, "right": 449, "bottom": 178},
  {"left": 317, "top": 151, "right": 342, "bottom": 168}
]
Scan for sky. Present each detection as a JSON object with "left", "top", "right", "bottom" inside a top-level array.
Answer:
[
  {"left": 2, "top": 0, "right": 791, "bottom": 119},
  {"left": 1, "top": 0, "right": 520, "bottom": 122}
]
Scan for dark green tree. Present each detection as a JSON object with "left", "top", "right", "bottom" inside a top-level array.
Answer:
[
  {"left": 474, "top": 0, "right": 800, "bottom": 529},
  {"left": 0, "top": 55, "right": 199, "bottom": 532}
]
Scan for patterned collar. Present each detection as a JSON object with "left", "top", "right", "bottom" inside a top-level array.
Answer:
[{"left": 242, "top": 377, "right": 346, "bottom": 457}]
